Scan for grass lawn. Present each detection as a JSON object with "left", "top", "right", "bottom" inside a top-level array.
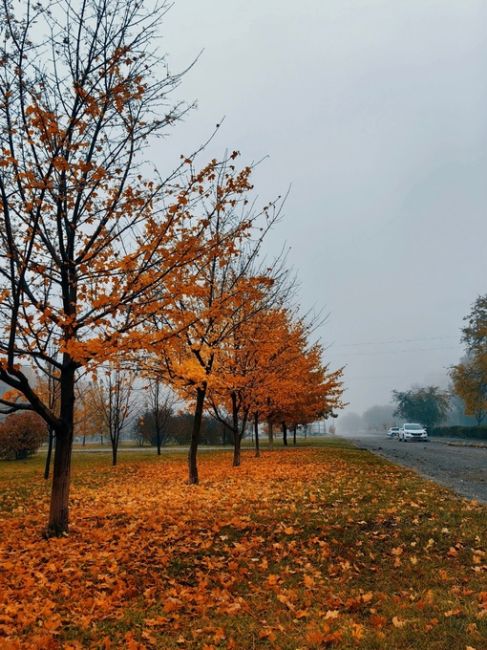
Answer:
[{"left": 0, "top": 440, "right": 485, "bottom": 649}]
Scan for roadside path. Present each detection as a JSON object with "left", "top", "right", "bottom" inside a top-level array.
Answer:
[{"left": 68, "top": 446, "right": 226, "bottom": 453}]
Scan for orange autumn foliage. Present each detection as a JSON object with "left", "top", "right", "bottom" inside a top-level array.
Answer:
[
  {"left": 210, "top": 307, "right": 344, "bottom": 429},
  {"left": 205, "top": 303, "right": 344, "bottom": 464},
  {"left": 142, "top": 161, "right": 283, "bottom": 482}
]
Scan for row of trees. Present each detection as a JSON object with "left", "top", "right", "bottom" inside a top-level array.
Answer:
[
  {"left": 338, "top": 295, "right": 487, "bottom": 433},
  {"left": 337, "top": 389, "right": 450, "bottom": 434},
  {"left": 0, "top": 0, "right": 344, "bottom": 536},
  {"left": 339, "top": 384, "right": 480, "bottom": 435}
]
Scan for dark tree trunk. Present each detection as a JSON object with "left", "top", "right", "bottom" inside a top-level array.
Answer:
[
  {"left": 111, "top": 438, "right": 118, "bottom": 466},
  {"left": 254, "top": 412, "right": 260, "bottom": 458},
  {"left": 268, "top": 420, "right": 274, "bottom": 450},
  {"left": 293, "top": 426, "right": 297, "bottom": 446},
  {"left": 233, "top": 435, "right": 241, "bottom": 467},
  {"left": 82, "top": 434, "right": 86, "bottom": 447},
  {"left": 231, "top": 392, "right": 241, "bottom": 467},
  {"left": 188, "top": 385, "right": 206, "bottom": 484},
  {"left": 156, "top": 428, "right": 161, "bottom": 455},
  {"left": 282, "top": 422, "right": 288, "bottom": 446},
  {"left": 46, "top": 364, "right": 76, "bottom": 537},
  {"left": 233, "top": 409, "right": 249, "bottom": 468},
  {"left": 46, "top": 434, "right": 71, "bottom": 535},
  {"left": 44, "top": 427, "right": 54, "bottom": 480}
]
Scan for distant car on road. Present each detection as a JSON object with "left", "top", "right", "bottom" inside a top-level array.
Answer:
[
  {"left": 399, "top": 423, "right": 428, "bottom": 442},
  {"left": 387, "top": 426, "right": 400, "bottom": 438}
]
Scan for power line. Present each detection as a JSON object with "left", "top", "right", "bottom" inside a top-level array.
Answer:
[
  {"left": 330, "top": 335, "right": 458, "bottom": 349},
  {"left": 341, "top": 345, "right": 459, "bottom": 357},
  {"left": 347, "top": 373, "right": 448, "bottom": 382}
]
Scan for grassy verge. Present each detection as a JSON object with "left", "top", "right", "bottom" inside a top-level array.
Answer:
[{"left": 0, "top": 440, "right": 485, "bottom": 649}]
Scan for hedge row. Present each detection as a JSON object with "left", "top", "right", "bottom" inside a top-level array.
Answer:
[{"left": 430, "top": 426, "right": 487, "bottom": 440}]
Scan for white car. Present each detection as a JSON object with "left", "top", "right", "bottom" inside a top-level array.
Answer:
[
  {"left": 387, "top": 426, "right": 400, "bottom": 438},
  {"left": 398, "top": 423, "right": 428, "bottom": 442}
]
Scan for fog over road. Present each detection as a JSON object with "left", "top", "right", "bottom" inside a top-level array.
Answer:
[{"left": 340, "top": 432, "right": 487, "bottom": 504}]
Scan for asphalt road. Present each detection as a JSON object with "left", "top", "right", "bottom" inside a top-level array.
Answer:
[{"left": 341, "top": 432, "right": 487, "bottom": 504}]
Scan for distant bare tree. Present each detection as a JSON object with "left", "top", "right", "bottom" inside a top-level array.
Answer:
[
  {"left": 362, "top": 404, "right": 396, "bottom": 432},
  {"left": 93, "top": 368, "right": 136, "bottom": 466},
  {"left": 144, "top": 378, "right": 177, "bottom": 454}
]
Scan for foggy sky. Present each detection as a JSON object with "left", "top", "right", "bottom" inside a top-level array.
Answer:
[{"left": 155, "top": 0, "right": 487, "bottom": 414}]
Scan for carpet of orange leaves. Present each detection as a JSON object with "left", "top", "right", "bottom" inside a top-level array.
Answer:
[{"left": 0, "top": 443, "right": 486, "bottom": 649}]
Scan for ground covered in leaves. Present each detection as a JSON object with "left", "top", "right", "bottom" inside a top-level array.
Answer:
[{"left": 0, "top": 441, "right": 486, "bottom": 649}]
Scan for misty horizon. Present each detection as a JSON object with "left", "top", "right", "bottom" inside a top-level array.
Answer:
[{"left": 158, "top": 0, "right": 487, "bottom": 415}]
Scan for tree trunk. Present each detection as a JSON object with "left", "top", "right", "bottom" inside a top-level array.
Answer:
[
  {"left": 233, "top": 435, "right": 241, "bottom": 467},
  {"left": 82, "top": 433, "right": 86, "bottom": 447},
  {"left": 254, "top": 412, "right": 260, "bottom": 458},
  {"left": 293, "top": 426, "right": 297, "bottom": 446},
  {"left": 156, "top": 428, "right": 161, "bottom": 455},
  {"left": 111, "top": 438, "right": 118, "bottom": 466},
  {"left": 46, "top": 362, "right": 76, "bottom": 537},
  {"left": 44, "top": 427, "right": 54, "bottom": 480},
  {"left": 268, "top": 420, "right": 273, "bottom": 450},
  {"left": 231, "top": 392, "right": 240, "bottom": 467},
  {"left": 282, "top": 422, "right": 288, "bottom": 446},
  {"left": 188, "top": 385, "right": 206, "bottom": 485}
]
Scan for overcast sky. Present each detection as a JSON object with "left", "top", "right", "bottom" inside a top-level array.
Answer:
[{"left": 155, "top": 0, "right": 487, "bottom": 415}]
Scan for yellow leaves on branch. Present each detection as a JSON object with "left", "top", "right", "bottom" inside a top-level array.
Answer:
[{"left": 171, "top": 357, "right": 210, "bottom": 387}]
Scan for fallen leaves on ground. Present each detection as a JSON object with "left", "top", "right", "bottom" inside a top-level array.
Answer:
[{"left": 0, "top": 443, "right": 486, "bottom": 649}]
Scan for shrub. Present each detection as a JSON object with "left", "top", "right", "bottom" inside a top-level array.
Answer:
[
  {"left": 136, "top": 411, "right": 226, "bottom": 446},
  {"left": 0, "top": 412, "right": 48, "bottom": 460},
  {"left": 168, "top": 413, "right": 224, "bottom": 446},
  {"left": 429, "top": 425, "right": 487, "bottom": 440}
]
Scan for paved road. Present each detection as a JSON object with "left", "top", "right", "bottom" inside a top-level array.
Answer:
[{"left": 341, "top": 433, "right": 487, "bottom": 503}]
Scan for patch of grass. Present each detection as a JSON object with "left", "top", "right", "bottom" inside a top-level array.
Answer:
[{"left": 0, "top": 441, "right": 485, "bottom": 649}]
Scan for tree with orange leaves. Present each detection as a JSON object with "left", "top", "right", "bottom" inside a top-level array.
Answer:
[
  {"left": 260, "top": 314, "right": 344, "bottom": 445},
  {"left": 205, "top": 268, "right": 289, "bottom": 466},
  {"left": 0, "top": 0, "right": 229, "bottom": 535},
  {"left": 210, "top": 306, "right": 344, "bottom": 457},
  {"left": 271, "top": 340, "right": 344, "bottom": 444},
  {"left": 145, "top": 160, "right": 282, "bottom": 483}
]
